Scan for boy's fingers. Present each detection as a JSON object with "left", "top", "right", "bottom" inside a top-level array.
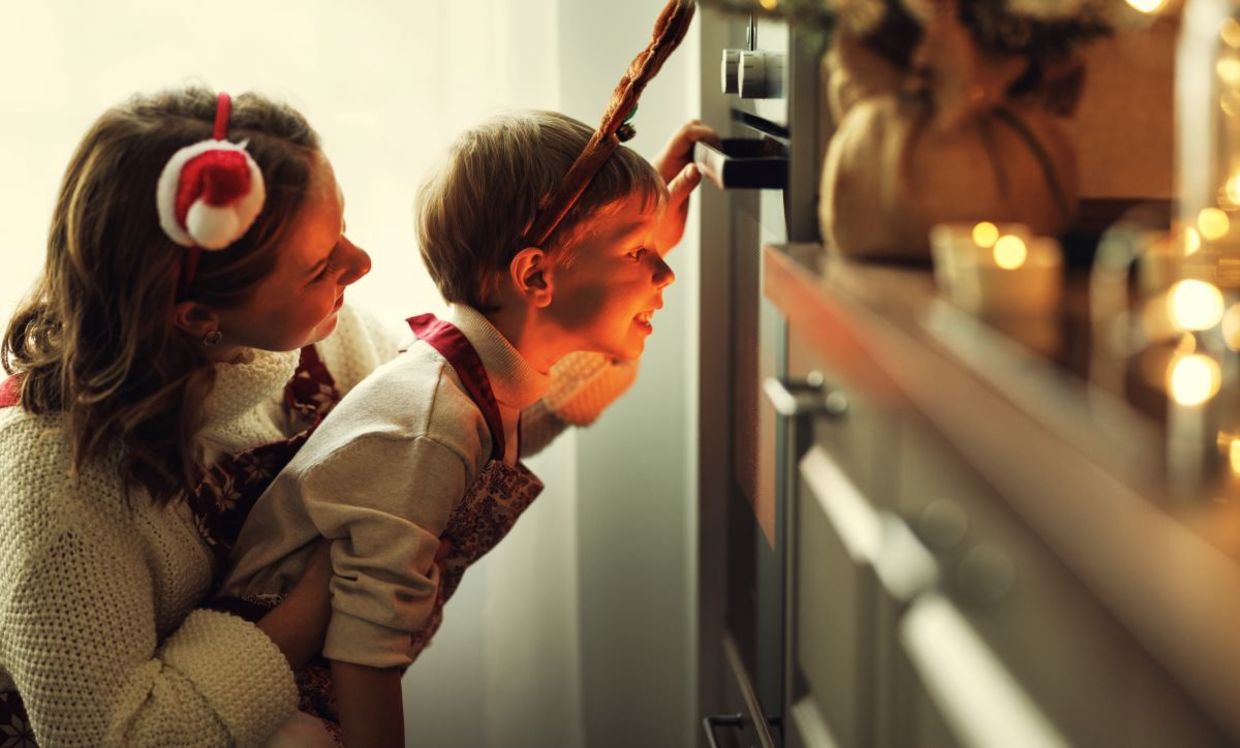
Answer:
[
  {"left": 681, "top": 123, "right": 721, "bottom": 151},
  {"left": 666, "top": 162, "right": 701, "bottom": 205}
]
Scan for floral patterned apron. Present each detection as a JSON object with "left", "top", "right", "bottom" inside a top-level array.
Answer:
[
  {"left": 404, "top": 313, "right": 546, "bottom": 660},
  {"left": 0, "top": 346, "right": 341, "bottom": 747}
]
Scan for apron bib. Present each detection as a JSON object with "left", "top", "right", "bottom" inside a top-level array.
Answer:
[
  {"left": 223, "top": 315, "right": 548, "bottom": 739},
  {"left": 0, "top": 346, "right": 341, "bottom": 746},
  {"left": 404, "top": 313, "right": 545, "bottom": 659}
]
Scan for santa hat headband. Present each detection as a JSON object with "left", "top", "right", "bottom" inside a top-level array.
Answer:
[{"left": 156, "top": 93, "right": 266, "bottom": 297}]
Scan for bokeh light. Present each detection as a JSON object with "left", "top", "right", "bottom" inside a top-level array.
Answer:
[
  {"left": 1169, "top": 279, "right": 1225, "bottom": 331},
  {"left": 993, "top": 235, "right": 1027, "bottom": 270},
  {"left": 1169, "top": 354, "right": 1222, "bottom": 407}
]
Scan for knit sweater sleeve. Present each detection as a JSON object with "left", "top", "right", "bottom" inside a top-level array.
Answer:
[
  {"left": 0, "top": 423, "right": 296, "bottom": 746},
  {"left": 520, "top": 352, "right": 639, "bottom": 456}
]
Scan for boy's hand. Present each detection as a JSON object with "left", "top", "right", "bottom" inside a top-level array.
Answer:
[
  {"left": 651, "top": 120, "right": 721, "bottom": 253},
  {"left": 255, "top": 539, "right": 334, "bottom": 669}
]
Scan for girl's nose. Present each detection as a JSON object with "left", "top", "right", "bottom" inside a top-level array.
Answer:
[{"left": 339, "top": 238, "right": 372, "bottom": 286}]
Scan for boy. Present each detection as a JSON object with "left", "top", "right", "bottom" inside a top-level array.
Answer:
[{"left": 220, "top": 109, "right": 710, "bottom": 746}]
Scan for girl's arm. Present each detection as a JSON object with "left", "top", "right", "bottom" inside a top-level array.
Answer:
[
  {"left": 331, "top": 659, "right": 405, "bottom": 748},
  {"left": 0, "top": 498, "right": 297, "bottom": 746}
]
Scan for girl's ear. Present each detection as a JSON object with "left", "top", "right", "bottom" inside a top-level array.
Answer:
[
  {"left": 172, "top": 300, "right": 220, "bottom": 338},
  {"left": 508, "top": 247, "right": 554, "bottom": 308}
]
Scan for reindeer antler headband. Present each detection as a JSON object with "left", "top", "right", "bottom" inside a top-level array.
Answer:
[{"left": 522, "top": 0, "right": 696, "bottom": 248}]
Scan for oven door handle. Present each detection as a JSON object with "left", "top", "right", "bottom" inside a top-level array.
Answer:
[
  {"left": 695, "top": 139, "right": 787, "bottom": 190},
  {"left": 702, "top": 713, "right": 747, "bottom": 748}
]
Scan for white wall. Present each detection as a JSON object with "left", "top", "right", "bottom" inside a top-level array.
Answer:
[{"left": 557, "top": 2, "right": 700, "bottom": 746}]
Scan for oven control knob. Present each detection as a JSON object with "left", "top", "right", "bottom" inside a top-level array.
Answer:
[
  {"left": 738, "top": 50, "right": 785, "bottom": 99},
  {"left": 721, "top": 49, "right": 742, "bottom": 95}
]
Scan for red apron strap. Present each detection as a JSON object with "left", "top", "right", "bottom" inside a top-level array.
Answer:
[
  {"left": 406, "top": 314, "right": 505, "bottom": 461},
  {"left": 189, "top": 344, "right": 342, "bottom": 569},
  {"left": 0, "top": 375, "right": 21, "bottom": 408}
]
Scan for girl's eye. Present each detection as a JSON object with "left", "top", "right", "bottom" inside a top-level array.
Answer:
[{"left": 312, "top": 248, "right": 341, "bottom": 282}]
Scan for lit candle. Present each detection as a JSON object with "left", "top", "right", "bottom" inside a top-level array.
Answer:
[{"left": 929, "top": 222, "right": 1062, "bottom": 317}]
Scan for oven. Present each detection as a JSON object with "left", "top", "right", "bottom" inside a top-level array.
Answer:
[{"left": 696, "top": 11, "right": 824, "bottom": 748}]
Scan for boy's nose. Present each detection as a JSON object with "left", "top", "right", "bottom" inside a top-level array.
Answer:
[
  {"left": 339, "top": 240, "right": 372, "bottom": 286},
  {"left": 653, "top": 255, "right": 675, "bottom": 288}
]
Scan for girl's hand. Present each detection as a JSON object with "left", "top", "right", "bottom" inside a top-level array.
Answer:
[{"left": 650, "top": 120, "right": 720, "bottom": 252}]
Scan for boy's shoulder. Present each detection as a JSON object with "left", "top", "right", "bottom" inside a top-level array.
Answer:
[{"left": 292, "top": 339, "right": 492, "bottom": 470}]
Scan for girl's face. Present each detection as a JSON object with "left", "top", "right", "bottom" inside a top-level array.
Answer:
[
  {"left": 542, "top": 193, "right": 674, "bottom": 361},
  {"left": 212, "top": 154, "right": 371, "bottom": 354}
]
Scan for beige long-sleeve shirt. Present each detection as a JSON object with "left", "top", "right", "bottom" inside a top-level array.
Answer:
[{"left": 221, "top": 304, "right": 638, "bottom": 669}]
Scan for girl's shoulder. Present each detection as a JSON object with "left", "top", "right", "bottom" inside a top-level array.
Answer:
[
  {"left": 0, "top": 406, "right": 134, "bottom": 534},
  {"left": 313, "top": 303, "right": 404, "bottom": 396}
]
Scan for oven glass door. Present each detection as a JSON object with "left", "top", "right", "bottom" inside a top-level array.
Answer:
[{"left": 726, "top": 185, "right": 789, "bottom": 739}]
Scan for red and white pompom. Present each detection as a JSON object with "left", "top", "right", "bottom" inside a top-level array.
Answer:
[{"left": 156, "top": 140, "right": 266, "bottom": 250}]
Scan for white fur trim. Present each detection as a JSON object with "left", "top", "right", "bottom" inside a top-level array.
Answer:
[
  {"left": 186, "top": 202, "right": 241, "bottom": 250},
  {"left": 155, "top": 139, "right": 266, "bottom": 250}
]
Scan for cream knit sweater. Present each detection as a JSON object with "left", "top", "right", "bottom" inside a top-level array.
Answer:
[
  {"left": 0, "top": 304, "right": 636, "bottom": 747},
  {"left": 0, "top": 305, "right": 398, "bottom": 747}
]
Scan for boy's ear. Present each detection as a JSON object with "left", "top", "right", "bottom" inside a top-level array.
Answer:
[
  {"left": 172, "top": 301, "right": 221, "bottom": 338},
  {"left": 509, "top": 247, "right": 554, "bottom": 308}
]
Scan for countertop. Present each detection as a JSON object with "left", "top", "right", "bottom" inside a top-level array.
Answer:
[{"left": 763, "top": 242, "right": 1240, "bottom": 737}]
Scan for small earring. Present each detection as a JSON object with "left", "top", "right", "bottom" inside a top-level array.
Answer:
[{"left": 202, "top": 330, "right": 223, "bottom": 346}]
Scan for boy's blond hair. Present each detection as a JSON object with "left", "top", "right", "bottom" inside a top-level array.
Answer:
[{"left": 416, "top": 110, "right": 665, "bottom": 310}]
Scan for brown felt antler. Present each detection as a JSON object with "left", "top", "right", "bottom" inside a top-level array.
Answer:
[{"left": 523, "top": 0, "right": 696, "bottom": 248}]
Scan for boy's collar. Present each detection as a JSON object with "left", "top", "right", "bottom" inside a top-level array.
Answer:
[{"left": 444, "top": 304, "right": 549, "bottom": 409}]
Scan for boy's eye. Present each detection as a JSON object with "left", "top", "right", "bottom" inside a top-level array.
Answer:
[{"left": 628, "top": 248, "right": 649, "bottom": 261}]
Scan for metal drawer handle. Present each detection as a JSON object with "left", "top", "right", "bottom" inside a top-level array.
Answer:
[
  {"left": 799, "top": 445, "right": 882, "bottom": 563},
  {"left": 763, "top": 373, "right": 847, "bottom": 420},
  {"left": 702, "top": 713, "right": 746, "bottom": 748},
  {"left": 900, "top": 593, "right": 1069, "bottom": 748}
]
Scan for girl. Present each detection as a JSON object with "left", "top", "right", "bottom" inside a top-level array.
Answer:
[{"left": 0, "top": 85, "right": 389, "bottom": 746}]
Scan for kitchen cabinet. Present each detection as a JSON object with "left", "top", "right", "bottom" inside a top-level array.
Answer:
[{"left": 764, "top": 242, "right": 1239, "bottom": 747}]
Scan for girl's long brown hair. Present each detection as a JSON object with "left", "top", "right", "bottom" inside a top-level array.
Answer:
[{"left": 3, "top": 86, "right": 321, "bottom": 504}]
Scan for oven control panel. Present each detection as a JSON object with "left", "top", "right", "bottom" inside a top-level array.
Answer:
[{"left": 718, "top": 16, "right": 790, "bottom": 128}]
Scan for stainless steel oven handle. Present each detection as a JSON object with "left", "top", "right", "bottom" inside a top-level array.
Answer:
[
  {"left": 702, "top": 713, "right": 747, "bottom": 748},
  {"left": 900, "top": 592, "right": 1069, "bottom": 748}
]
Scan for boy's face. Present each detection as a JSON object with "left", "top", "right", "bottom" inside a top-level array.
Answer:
[{"left": 544, "top": 194, "right": 674, "bottom": 360}]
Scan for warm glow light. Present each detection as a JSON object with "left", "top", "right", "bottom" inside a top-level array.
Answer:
[
  {"left": 759, "top": 0, "right": 778, "bottom": 8},
  {"left": 1169, "top": 354, "right": 1222, "bottom": 407},
  {"left": 1224, "top": 18, "right": 1240, "bottom": 49},
  {"left": 972, "top": 221, "right": 1000, "bottom": 248},
  {"left": 1230, "top": 438, "right": 1240, "bottom": 474},
  {"left": 1199, "top": 207, "right": 1231, "bottom": 240},
  {"left": 1224, "top": 304, "right": 1240, "bottom": 350},
  {"left": 1218, "top": 57, "right": 1240, "bottom": 85},
  {"left": 1177, "top": 333, "right": 1198, "bottom": 354},
  {"left": 993, "top": 235, "right": 1027, "bottom": 270},
  {"left": 1169, "top": 279, "right": 1225, "bottom": 331},
  {"left": 1223, "top": 90, "right": 1240, "bottom": 117},
  {"left": 1225, "top": 175, "right": 1240, "bottom": 206},
  {"left": 1185, "top": 226, "right": 1203, "bottom": 255},
  {"left": 1125, "top": 0, "right": 1165, "bottom": 11}
]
